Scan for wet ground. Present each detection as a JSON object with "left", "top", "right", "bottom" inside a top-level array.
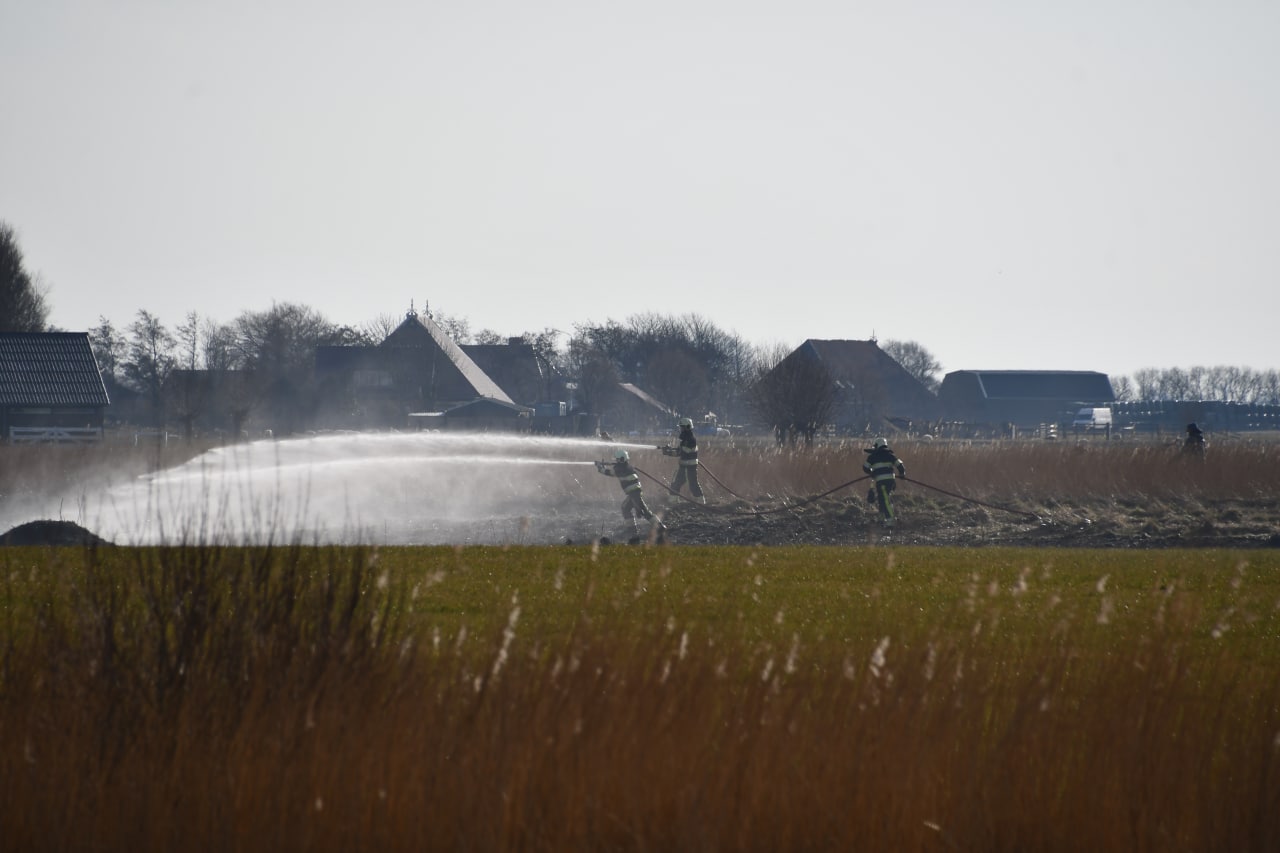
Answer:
[
  {"left": 3, "top": 434, "right": 1277, "bottom": 549},
  {"left": 4, "top": 493, "right": 1278, "bottom": 549}
]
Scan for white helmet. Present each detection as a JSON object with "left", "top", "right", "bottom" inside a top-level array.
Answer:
[
  {"left": 614, "top": 449, "right": 629, "bottom": 461},
  {"left": 873, "top": 437, "right": 888, "bottom": 449},
  {"left": 678, "top": 417, "right": 693, "bottom": 428}
]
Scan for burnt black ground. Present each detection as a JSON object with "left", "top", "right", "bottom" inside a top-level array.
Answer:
[
  {"left": 4, "top": 489, "right": 1276, "bottom": 550},
  {"left": 650, "top": 490, "right": 1280, "bottom": 549}
]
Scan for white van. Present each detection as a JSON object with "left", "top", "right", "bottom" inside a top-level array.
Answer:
[{"left": 1072, "top": 407, "right": 1113, "bottom": 432}]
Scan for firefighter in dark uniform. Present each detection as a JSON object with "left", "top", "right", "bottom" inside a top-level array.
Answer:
[
  {"left": 1183, "top": 422, "right": 1206, "bottom": 458},
  {"left": 596, "top": 449, "right": 665, "bottom": 534},
  {"left": 863, "top": 437, "right": 907, "bottom": 527},
  {"left": 662, "top": 417, "right": 705, "bottom": 504}
]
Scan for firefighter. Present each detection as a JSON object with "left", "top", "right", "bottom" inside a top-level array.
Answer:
[
  {"left": 662, "top": 417, "right": 705, "bottom": 503},
  {"left": 1183, "top": 422, "right": 1206, "bottom": 458},
  {"left": 595, "top": 449, "right": 665, "bottom": 534},
  {"left": 862, "top": 437, "right": 907, "bottom": 527}
]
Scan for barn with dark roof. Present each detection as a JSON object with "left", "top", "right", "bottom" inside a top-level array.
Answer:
[
  {"left": 938, "top": 370, "right": 1115, "bottom": 428},
  {"left": 0, "top": 332, "right": 110, "bottom": 442}
]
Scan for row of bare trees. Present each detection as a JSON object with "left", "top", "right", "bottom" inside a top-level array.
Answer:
[
  {"left": 90, "top": 304, "right": 368, "bottom": 432},
  {"left": 564, "top": 313, "right": 758, "bottom": 423},
  {"left": 1114, "top": 366, "right": 1280, "bottom": 406}
]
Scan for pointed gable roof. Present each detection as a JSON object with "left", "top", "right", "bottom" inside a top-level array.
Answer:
[
  {"left": 0, "top": 332, "right": 110, "bottom": 406},
  {"left": 380, "top": 313, "right": 513, "bottom": 404},
  {"left": 795, "top": 339, "right": 941, "bottom": 420}
]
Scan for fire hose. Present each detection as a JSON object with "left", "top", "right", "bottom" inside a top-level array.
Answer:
[{"left": 638, "top": 463, "right": 1040, "bottom": 522}]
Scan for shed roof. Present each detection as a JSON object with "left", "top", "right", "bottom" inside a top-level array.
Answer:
[
  {"left": 0, "top": 332, "right": 110, "bottom": 407},
  {"left": 943, "top": 370, "right": 1114, "bottom": 401}
]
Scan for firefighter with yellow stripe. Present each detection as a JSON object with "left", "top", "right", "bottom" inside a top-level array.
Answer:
[
  {"left": 862, "top": 437, "right": 907, "bottom": 527},
  {"left": 595, "top": 449, "right": 665, "bottom": 534},
  {"left": 661, "top": 417, "right": 705, "bottom": 504}
]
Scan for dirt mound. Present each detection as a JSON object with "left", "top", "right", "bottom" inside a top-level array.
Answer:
[{"left": 0, "top": 520, "right": 114, "bottom": 547}]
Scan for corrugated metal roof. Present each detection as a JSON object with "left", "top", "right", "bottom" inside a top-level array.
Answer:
[
  {"left": 0, "top": 332, "right": 110, "bottom": 406},
  {"left": 946, "top": 370, "right": 1114, "bottom": 401}
]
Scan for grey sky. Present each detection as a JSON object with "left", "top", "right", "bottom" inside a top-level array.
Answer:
[{"left": 3, "top": 1, "right": 1277, "bottom": 378}]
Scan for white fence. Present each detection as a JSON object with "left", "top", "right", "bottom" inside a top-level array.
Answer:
[{"left": 8, "top": 426, "right": 104, "bottom": 444}]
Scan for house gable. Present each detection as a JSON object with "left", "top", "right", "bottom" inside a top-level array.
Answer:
[
  {"left": 315, "top": 310, "right": 514, "bottom": 428},
  {"left": 380, "top": 313, "right": 513, "bottom": 404},
  {"left": 0, "top": 332, "right": 110, "bottom": 440},
  {"left": 791, "top": 339, "right": 942, "bottom": 425}
]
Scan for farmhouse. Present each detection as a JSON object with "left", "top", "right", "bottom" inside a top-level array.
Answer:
[
  {"left": 769, "top": 340, "right": 943, "bottom": 432},
  {"left": 938, "top": 370, "right": 1115, "bottom": 429},
  {"left": 0, "top": 332, "right": 110, "bottom": 443},
  {"left": 315, "top": 309, "right": 514, "bottom": 428}
]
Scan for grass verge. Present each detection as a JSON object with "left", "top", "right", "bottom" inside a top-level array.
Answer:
[{"left": 2, "top": 543, "right": 1278, "bottom": 850}]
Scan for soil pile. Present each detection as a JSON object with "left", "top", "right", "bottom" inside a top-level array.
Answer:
[{"left": 0, "top": 520, "right": 115, "bottom": 547}]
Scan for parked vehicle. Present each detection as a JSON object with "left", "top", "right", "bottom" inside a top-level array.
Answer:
[{"left": 1072, "top": 407, "right": 1113, "bottom": 433}]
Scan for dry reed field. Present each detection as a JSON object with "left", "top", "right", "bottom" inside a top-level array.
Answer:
[
  {"left": 4, "top": 434, "right": 1278, "bottom": 548},
  {"left": 660, "top": 436, "right": 1280, "bottom": 548},
  {"left": 2, "top": 542, "right": 1279, "bottom": 850},
  {"left": 1, "top": 436, "right": 1278, "bottom": 849}
]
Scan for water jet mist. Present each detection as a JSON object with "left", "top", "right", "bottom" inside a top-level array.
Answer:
[{"left": 77, "top": 432, "right": 662, "bottom": 546}]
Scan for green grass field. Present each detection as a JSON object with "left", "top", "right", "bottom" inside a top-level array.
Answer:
[{"left": 3, "top": 542, "right": 1277, "bottom": 850}]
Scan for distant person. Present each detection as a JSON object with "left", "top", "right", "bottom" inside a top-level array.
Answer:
[
  {"left": 1183, "top": 423, "right": 1206, "bottom": 458},
  {"left": 662, "top": 417, "right": 705, "bottom": 504},
  {"left": 863, "top": 437, "right": 907, "bottom": 527},
  {"left": 596, "top": 449, "right": 665, "bottom": 535}
]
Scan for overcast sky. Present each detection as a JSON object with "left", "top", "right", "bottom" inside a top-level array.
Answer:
[{"left": 3, "top": 1, "right": 1277, "bottom": 378}]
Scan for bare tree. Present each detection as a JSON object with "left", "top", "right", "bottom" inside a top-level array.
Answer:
[
  {"left": 123, "top": 310, "right": 176, "bottom": 427},
  {"left": 202, "top": 319, "right": 239, "bottom": 372},
  {"left": 747, "top": 343, "right": 839, "bottom": 447},
  {"left": 1110, "top": 375, "right": 1135, "bottom": 402},
  {"left": 1261, "top": 370, "right": 1280, "bottom": 406},
  {"left": 175, "top": 311, "right": 201, "bottom": 371},
  {"left": 645, "top": 348, "right": 710, "bottom": 418},
  {"left": 89, "top": 315, "right": 126, "bottom": 383},
  {"left": 429, "top": 306, "right": 473, "bottom": 343},
  {"left": 568, "top": 313, "right": 754, "bottom": 420},
  {"left": 880, "top": 339, "right": 943, "bottom": 393},
  {"left": 1132, "top": 368, "right": 1160, "bottom": 401},
  {"left": 563, "top": 337, "right": 620, "bottom": 415},
  {"left": 360, "top": 312, "right": 402, "bottom": 343},
  {"left": 231, "top": 302, "right": 344, "bottom": 434},
  {"left": 1122, "top": 365, "right": 1280, "bottom": 403},
  {"left": 0, "top": 222, "right": 50, "bottom": 332}
]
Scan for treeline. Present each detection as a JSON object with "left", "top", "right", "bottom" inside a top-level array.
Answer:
[
  {"left": 77, "top": 304, "right": 1280, "bottom": 434},
  {"left": 1112, "top": 366, "right": 1280, "bottom": 406},
  {"left": 9, "top": 220, "right": 1280, "bottom": 427},
  {"left": 84, "top": 303, "right": 793, "bottom": 431}
]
